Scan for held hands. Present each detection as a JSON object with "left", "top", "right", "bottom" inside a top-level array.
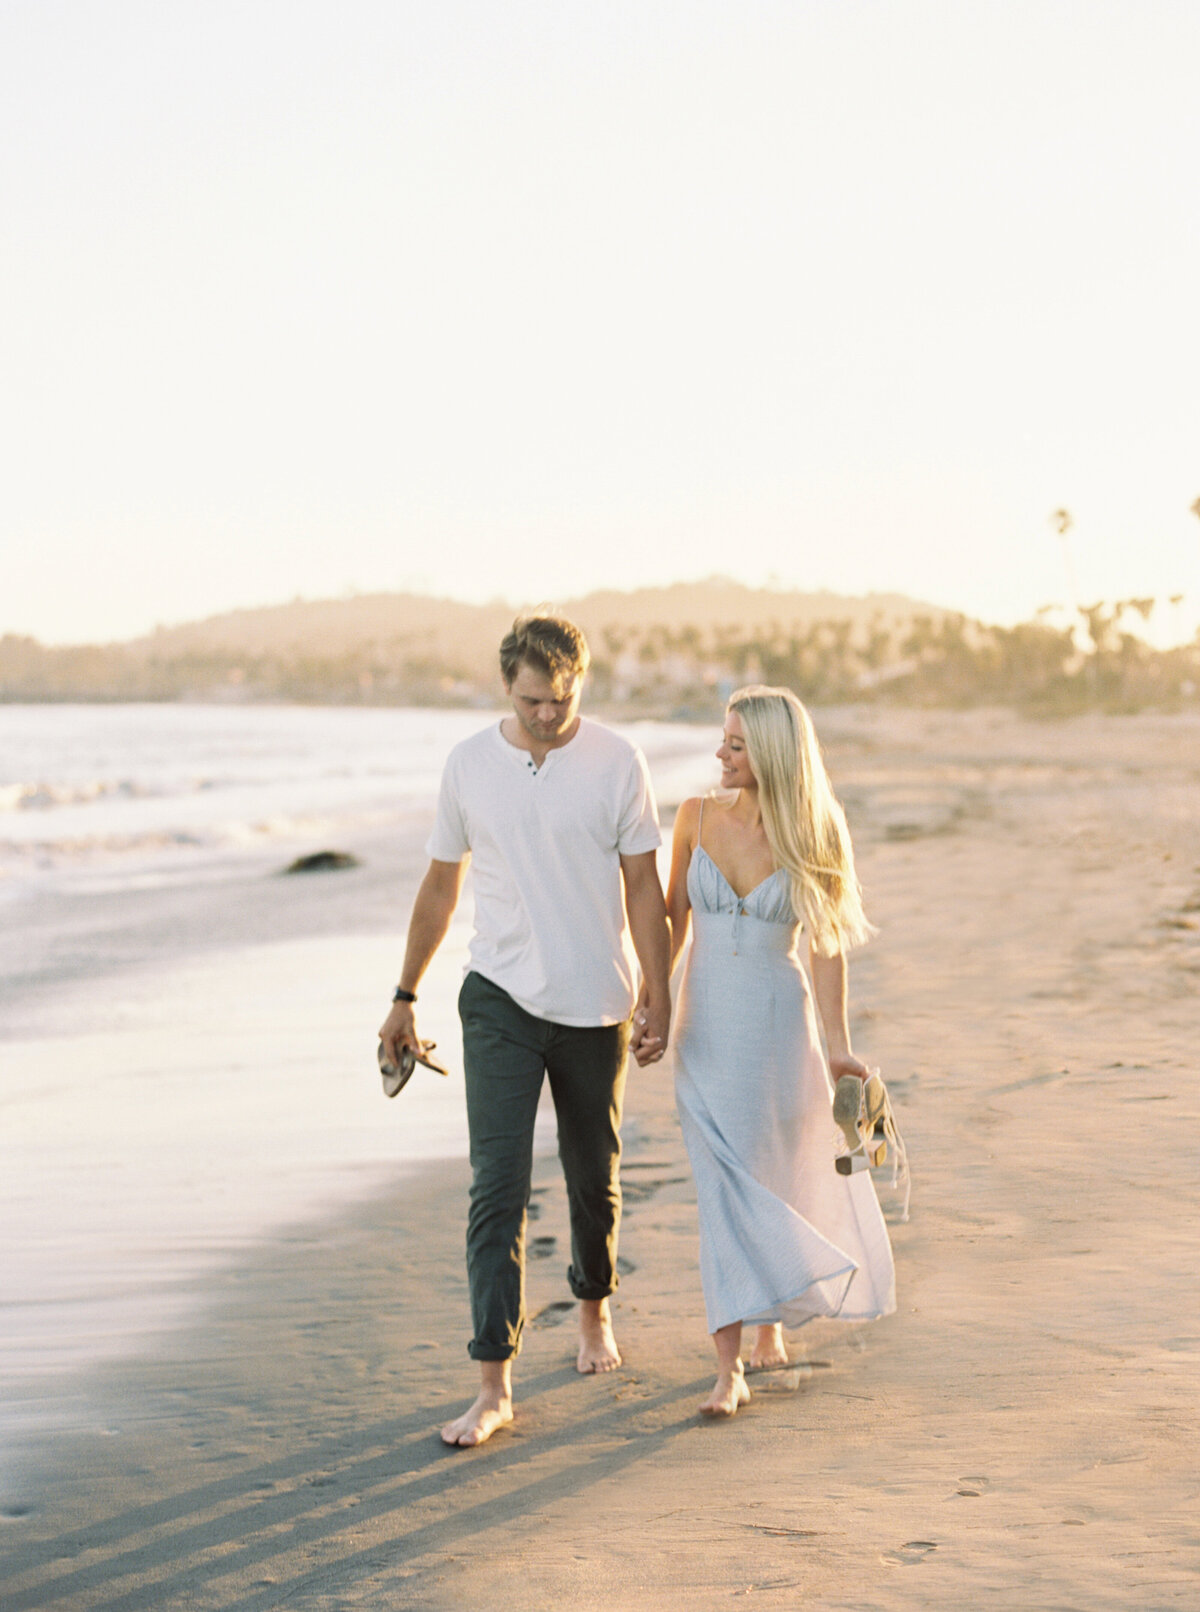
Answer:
[{"left": 631, "top": 985, "right": 670, "bottom": 1067}]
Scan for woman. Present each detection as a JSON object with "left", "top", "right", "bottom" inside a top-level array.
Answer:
[{"left": 652, "top": 685, "right": 895, "bottom": 1417}]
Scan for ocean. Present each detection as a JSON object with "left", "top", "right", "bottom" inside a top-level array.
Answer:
[{"left": 0, "top": 703, "right": 716, "bottom": 1433}]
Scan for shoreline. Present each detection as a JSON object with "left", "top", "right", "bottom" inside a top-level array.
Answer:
[{"left": 0, "top": 922, "right": 483, "bottom": 1416}]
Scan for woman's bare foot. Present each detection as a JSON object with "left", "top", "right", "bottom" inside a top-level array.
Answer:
[
  {"left": 577, "top": 1297, "right": 622, "bottom": 1373},
  {"left": 747, "top": 1323, "right": 788, "bottom": 1371},
  {"left": 440, "top": 1388, "right": 513, "bottom": 1447},
  {"left": 700, "top": 1363, "right": 751, "bottom": 1418}
]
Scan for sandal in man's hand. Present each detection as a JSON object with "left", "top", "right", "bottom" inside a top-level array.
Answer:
[{"left": 378, "top": 1039, "right": 449, "bottom": 1098}]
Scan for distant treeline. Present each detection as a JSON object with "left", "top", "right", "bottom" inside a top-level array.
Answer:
[
  {"left": 591, "top": 607, "right": 1200, "bottom": 716},
  {"left": 3, "top": 604, "right": 1198, "bottom": 716}
]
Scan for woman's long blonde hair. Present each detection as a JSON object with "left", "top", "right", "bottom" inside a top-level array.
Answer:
[{"left": 727, "top": 685, "right": 874, "bottom": 955}]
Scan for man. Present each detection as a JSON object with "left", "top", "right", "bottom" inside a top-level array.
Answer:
[{"left": 379, "top": 612, "right": 671, "bottom": 1448}]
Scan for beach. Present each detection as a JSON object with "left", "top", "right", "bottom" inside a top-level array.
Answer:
[{"left": 2, "top": 704, "right": 1198, "bottom": 1608}]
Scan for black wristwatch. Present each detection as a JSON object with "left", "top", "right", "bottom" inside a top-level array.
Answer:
[{"left": 392, "top": 987, "right": 417, "bottom": 1004}]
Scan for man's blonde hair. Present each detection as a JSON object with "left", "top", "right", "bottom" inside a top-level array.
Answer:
[
  {"left": 499, "top": 612, "right": 590, "bottom": 690},
  {"left": 728, "top": 685, "right": 874, "bottom": 956}
]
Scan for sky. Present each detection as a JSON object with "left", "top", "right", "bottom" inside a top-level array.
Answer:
[{"left": 3, "top": 0, "right": 1199, "bottom": 646}]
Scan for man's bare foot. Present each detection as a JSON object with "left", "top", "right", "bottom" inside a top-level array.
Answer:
[
  {"left": 747, "top": 1323, "right": 788, "bottom": 1371},
  {"left": 700, "top": 1364, "right": 751, "bottom": 1418},
  {"left": 440, "top": 1389, "right": 513, "bottom": 1448},
  {"left": 577, "top": 1297, "right": 622, "bottom": 1373}
]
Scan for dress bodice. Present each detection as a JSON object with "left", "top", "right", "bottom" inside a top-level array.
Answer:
[{"left": 688, "top": 846, "right": 799, "bottom": 952}]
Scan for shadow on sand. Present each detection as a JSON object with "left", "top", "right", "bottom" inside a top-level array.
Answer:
[{"left": 1, "top": 1159, "right": 711, "bottom": 1611}]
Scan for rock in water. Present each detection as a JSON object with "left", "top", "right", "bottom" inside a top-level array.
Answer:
[{"left": 281, "top": 850, "right": 361, "bottom": 874}]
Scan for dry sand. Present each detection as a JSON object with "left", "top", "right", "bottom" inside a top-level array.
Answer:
[{"left": 2, "top": 707, "right": 1198, "bottom": 1609}]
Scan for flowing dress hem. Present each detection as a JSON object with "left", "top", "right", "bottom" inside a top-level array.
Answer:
[{"left": 706, "top": 1260, "right": 862, "bottom": 1334}]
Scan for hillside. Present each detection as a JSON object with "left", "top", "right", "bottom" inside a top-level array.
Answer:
[
  {"left": 120, "top": 579, "right": 937, "bottom": 671},
  {"left": 3, "top": 579, "right": 1194, "bottom": 714}
]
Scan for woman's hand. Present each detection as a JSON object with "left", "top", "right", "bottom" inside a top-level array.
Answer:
[
  {"left": 630, "top": 983, "right": 667, "bottom": 1066},
  {"left": 828, "top": 1050, "right": 872, "bottom": 1084}
]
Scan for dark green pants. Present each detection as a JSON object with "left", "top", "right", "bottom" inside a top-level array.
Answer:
[{"left": 458, "top": 970, "right": 630, "bottom": 1361}]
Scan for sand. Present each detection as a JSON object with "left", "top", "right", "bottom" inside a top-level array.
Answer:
[{"left": 2, "top": 706, "right": 1199, "bottom": 1609}]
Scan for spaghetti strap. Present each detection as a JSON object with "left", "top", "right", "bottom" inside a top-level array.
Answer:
[{"left": 696, "top": 795, "right": 705, "bottom": 852}]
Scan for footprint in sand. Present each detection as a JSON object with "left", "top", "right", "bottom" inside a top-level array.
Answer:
[
  {"left": 530, "top": 1300, "right": 575, "bottom": 1328},
  {"left": 882, "top": 1541, "right": 938, "bottom": 1567},
  {"left": 528, "top": 1235, "right": 557, "bottom": 1261},
  {"left": 616, "top": 1255, "right": 636, "bottom": 1276},
  {"left": 752, "top": 1364, "right": 813, "bottom": 1393}
]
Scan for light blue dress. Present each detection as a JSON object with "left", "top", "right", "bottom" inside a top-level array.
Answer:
[{"left": 674, "top": 841, "right": 896, "bottom": 1334}]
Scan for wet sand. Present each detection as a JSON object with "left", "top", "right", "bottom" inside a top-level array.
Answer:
[{"left": 2, "top": 707, "right": 1198, "bottom": 1609}]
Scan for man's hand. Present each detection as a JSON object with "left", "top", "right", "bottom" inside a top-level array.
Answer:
[
  {"left": 630, "top": 985, "right": 669, "bottom": 1066},
  {"left": 378, "top": 1000, "right": 420, "bottom": 1066},
  {"left": 620, "top": 849, "right": 671, "bottom": 1067},
  {"left": 376, "top": 858, "right": 467, "bottom": 1079}
]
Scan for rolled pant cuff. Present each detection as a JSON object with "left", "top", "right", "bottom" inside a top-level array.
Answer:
[
  {"left": 567, "top": 1271, "right": 618, "bottom": 1302},
  {"left": 468, "top": 1340, "right": 520, "bottom": 1361}
]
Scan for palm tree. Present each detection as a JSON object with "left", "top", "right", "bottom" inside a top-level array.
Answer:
[{"left": 1051, "top": 508, "right": 1079, "bottom": 612}]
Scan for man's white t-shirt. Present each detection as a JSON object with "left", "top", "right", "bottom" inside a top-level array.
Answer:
[{"left": 426, "top": 717, "right": 662, "bottom": 1027}]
